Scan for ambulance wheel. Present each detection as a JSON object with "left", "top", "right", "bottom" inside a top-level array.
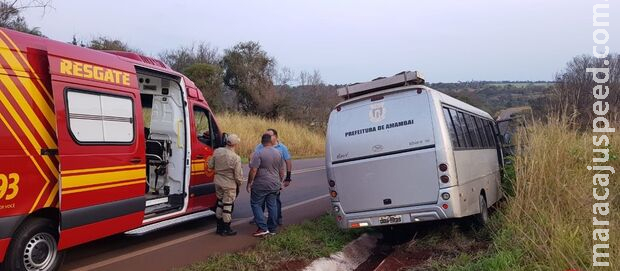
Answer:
[
  {"left": 474, "top": 194, "right": 489, "bottom": 227},
  {"left": 5, "top": 217, "right": 64, "bottom": 271}
]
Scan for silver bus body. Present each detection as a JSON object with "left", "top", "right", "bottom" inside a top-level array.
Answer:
[{"left": 326, "top": 84, "right": 502, "bottom": 229}]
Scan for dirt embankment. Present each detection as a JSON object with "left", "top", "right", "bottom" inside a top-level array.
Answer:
[{"left": 355, "top": 220, "right": 492, "bottom": 271}]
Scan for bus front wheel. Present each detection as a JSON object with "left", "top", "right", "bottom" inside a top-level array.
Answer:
[{"left": 4, "top": 217, "right": 64, "bottom": 271}]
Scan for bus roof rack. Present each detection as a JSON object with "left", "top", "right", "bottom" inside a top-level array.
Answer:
[{"left": 337, "top": 71, "right": 425, "bottom": 99}]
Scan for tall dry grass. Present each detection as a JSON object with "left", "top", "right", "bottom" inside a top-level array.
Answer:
[
  {"left": 499, "top": 119, "right": 619, "bottom": 270},
  {"left": 214, "top": 112, "right": 325, "bottom": 159}
]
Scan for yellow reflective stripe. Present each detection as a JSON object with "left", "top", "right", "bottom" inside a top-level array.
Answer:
[
  {"left": 0, "top": 70, "right": 56, "bottom": 148},
  {"left": 0, "top": 81, "right": 58, "bottom": 177},
  {"left": 0, "top": 30, "right": 53, "bottom": 101},
  {"left": 0, "top": 47, "right": 28, "bottom": 77},
  {"left": 0, "top": 112, "right": 52, "bottom": 213},
  {"left": 62, "top": 180, "right": 144, "bottom": 195},
  {"left": 63, "top": 164, "right": 145, "bottom": 175},
  {"left": 62, "top": 168, "right": 145, "bottom": 189},
  {"left": 0, "top": 73, "right": 58, "bottom": 177},
  {"left": 192, "top": 163, "right": 205, "bottom": 172},
  {"left": 44, "top": 183, "right": 58, "bottom": 207},
  {"left": 17, "top": 77, "right": 55, "bottom": 128}
]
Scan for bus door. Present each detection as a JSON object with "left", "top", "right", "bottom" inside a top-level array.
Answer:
[{"left": 47, "top": 53, "right": 145, "bottom": 249}]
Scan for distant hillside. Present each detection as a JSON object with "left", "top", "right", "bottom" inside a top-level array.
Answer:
[
  {"left": 280, "top": 81, "right": 553, "bottom": 130},
  {"left": 429, "top": 81, "right": 553, "bottom": 116}
]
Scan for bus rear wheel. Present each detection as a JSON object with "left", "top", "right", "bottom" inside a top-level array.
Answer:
[
  {"left": 5, "top": 218, "right": 64, "bottom": 271},
  {"left": 474, "top": 194, "right": 489, "bottom": 227}
]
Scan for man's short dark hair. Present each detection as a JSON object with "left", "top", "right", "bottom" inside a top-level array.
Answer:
[
  {"left": 261, "top": 133, "right": 272, "bottom": 145},
  {"left": 267, "top": 128, "right": 278, "bottom": 137}
]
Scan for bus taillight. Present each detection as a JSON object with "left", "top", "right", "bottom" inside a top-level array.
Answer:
[
  {"left": 439, "top": 163, "right": 448, "bottom": 172},
  {"left": 328, "top": 180, "right": 336, "bottom": 187},
  {"left": 440, "top": 175, "right": 450, "bottom": 183}
]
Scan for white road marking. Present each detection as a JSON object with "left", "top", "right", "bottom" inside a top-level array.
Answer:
[
  {"left": 71, "top": 194, "right": 330, "bottom": 271},
  {"left": 292, "top": 166, "right": 326, "bottom": 175},
  {"left": 241, "top": 166, "right": 325, "bottom": 182}
]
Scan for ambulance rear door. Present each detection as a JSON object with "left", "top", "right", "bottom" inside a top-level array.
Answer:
[{"left": 46, "top": 46, "right": 146, "bottom": 249}]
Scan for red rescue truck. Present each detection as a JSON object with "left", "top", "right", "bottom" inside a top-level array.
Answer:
[{"left": 0, "top": 28, "right": 226, "bottom": 270}]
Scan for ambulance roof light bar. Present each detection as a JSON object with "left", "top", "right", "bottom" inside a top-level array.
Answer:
[{"left": 337, "top": 70, "right": 425, "bottom": 100}]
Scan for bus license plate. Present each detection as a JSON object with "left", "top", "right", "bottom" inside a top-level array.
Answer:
[{"left": 379, "top": 215, "right": 402, "bottom": 224}]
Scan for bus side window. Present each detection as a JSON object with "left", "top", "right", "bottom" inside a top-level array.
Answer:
[
  {"left": 485, "top": 120, "right": 496, "bottom": 147},
  {"left": 465, "top": 114, "right": 481, "bottom": 148},
  {"left": 450, "top": 108, "right": 465, "bottom": 149},
  {"left": 442, "top": 107, "right": 460, "bottom": 148},
  {"left": 475, "top": 117, "right": 489, "bottom": 148},
  {"left": 457, "top": 112, "right": 472, "bottom": 148}
]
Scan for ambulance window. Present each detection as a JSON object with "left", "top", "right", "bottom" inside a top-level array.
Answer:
[
  {"left": 66, "top": 90, "right": 135, "bottom": 144},
  {"left": 193, "top": 106, "right": 212, "bottom": 146}
]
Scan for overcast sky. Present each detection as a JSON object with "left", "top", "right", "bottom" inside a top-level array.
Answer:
[{"left": 23, "top": 0, "right": 619, "bottom": 84}]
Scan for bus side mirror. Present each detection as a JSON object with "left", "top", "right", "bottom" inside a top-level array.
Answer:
[{"left": 503, "top": 133, "right": 511, "bottom": 145}]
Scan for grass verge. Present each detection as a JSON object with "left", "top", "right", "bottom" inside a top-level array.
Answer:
[
  {"left": 428, "top": 120, "right": 620, "bottom": 270},
  {"left": 215, "top": 112, "right": 326, "bottom": 160},
  {"left": 183, "top": 214, "right": 364, "bottom": 271}
]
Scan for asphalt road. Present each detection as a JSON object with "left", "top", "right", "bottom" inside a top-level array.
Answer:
[{"left": 60, "top": 158, "right": 330, "bottom": 271}]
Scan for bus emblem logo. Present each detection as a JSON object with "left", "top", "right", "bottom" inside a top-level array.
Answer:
[
  {"left": 369, "top": 102, "right": 386, "bottom": 123},
  {"left": 372, "top": 145, "right": 384, "bottom": 152}
]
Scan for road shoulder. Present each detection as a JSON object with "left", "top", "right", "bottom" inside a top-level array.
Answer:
[{"left": 71, "top": 195, "right": 330, "bottom": 271}]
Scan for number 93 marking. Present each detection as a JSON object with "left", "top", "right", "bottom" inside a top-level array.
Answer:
[{"left": 0, "top": 173, "right": 19, "bottom": 201}]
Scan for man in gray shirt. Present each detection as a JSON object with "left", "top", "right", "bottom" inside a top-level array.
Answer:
[{"left": 247, "top": 133, "right": 284, "bottom": 236}]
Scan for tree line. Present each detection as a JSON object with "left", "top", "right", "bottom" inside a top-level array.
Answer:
[
  {"left": 539, "top": 54, "right": 619, "bottom": 127},
  {"left": 76, "top": 38, "right": 343, "bottom": 130}
]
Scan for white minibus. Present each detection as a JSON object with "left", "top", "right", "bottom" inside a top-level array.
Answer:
[{"left": 326, "top": 71, "right": 504, "bottom": 229}]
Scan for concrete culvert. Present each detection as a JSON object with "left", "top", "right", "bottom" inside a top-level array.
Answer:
[{"left": 303, "top": 233, "right": 379, "bottom": 271}]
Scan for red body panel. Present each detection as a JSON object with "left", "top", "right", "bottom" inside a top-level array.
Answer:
[
  {"left": 58, "top": 212, "right": 144, "bottom": 250},
  {"left": 0, "top": 238, "right": 9, "bottom": 262},
  {"left": 60, "top": 183, "right": 145, "bottom": 211},
  {"left": 0, "top": 27, "right": 220, "bottom": 262}
]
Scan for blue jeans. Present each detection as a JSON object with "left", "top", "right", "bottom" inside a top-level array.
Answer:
[
  {"left": 251, "top": 189, "right": 279, "bottom": 232},
  {"left": 260, "top": 191, "right": 282, "bottom": 221}
]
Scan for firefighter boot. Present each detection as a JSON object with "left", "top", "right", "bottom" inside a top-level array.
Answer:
[
  {"left": 216, "top": 218, "right": 224, "bottom": 235},
  {"left": 221, "top": 222, "right": 237, "bottom": 236}
]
